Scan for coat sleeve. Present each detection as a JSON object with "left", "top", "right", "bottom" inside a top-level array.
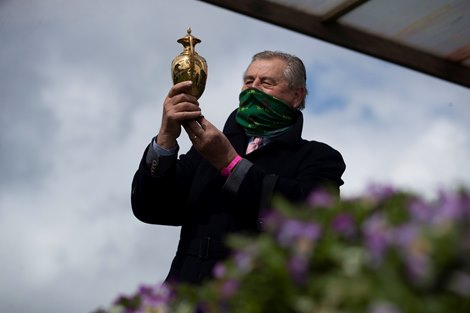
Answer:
[{"left": 130, "top": 145, "right": 200, "bottom": 226}]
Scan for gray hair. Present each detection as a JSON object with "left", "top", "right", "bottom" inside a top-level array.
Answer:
[{"left": 250, "top": 50, "right": 308, "bottom": 110}]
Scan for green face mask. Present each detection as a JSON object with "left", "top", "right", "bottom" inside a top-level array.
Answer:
[{"left": 236, "top": 88, "right": 298, "bottom": 137}]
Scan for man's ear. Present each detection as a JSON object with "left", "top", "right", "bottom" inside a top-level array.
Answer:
[{"left": 291, "top": 87, "right": 306, "bottom": 109}]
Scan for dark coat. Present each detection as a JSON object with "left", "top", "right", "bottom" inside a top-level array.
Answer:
[{"left": 131, "top": 109, "right": 346, "bottom": 284}]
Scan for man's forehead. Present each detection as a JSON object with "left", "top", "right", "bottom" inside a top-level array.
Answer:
[{"left": 244, "top": 58, "right": 286, "bottom": 77}]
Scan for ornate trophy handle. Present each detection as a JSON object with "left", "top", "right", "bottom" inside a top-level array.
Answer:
[{"left": 189, "top": 28, "right": 194, "bottom": 86}]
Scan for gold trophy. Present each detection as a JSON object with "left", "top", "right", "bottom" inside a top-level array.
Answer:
[{"left": 171, "top": 28, "right": 208, "bottom": 99}]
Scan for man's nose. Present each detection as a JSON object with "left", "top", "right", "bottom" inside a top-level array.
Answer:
[{"left": 251, "top": 78, "right": 261, "bottom": 89}]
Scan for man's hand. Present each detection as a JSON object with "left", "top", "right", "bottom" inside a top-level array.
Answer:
[
  {"left": 156, "top": 81, "right": 201, "bottom": 149},
  {"left": 183, "top": 117, "right": 238, "bottom": 171}
]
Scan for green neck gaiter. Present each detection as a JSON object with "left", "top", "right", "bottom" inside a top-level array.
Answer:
[{"left": 236, "top": 88, "right": 298, "bottom": 137}]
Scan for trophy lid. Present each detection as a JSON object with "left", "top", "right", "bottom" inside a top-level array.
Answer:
[{"left": 177, "top": 27, "right": 201, "bottom": 47}]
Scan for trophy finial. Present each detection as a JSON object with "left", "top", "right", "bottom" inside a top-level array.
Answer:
[{"left": 177, "top": 27, "right": 201, "bottom": 46}]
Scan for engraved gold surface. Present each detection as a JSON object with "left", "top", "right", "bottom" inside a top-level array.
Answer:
[{"left": 171, "top": 28, "right": 208, "bottom": 99}]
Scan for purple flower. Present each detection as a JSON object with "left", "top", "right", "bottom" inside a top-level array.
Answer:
[
  {"left": 138, "top": 285, "right": 153, "bottom": 297},
  {"left": 405, "top": 252, "right": 430, "bottom": 281},
  {"left": 409, "top": 198, "right": 433, "bottom": 224},
  {"left": 367, "top": 184, "right": 396, "bottom": 202},
  {"left": 308, "top": 189, "right": 333, "bottom": 207},
  {"left": 138, "top": 284, "right": 170, "bottom": 309},
  {"left": 390, "top": 223, "right": 431, "bottom": 281},
  {"left": 233, "top": 248, "right": 256, "bottom": 273},
  {"left": 410, "top": 190, "right": 470, "bottom": 226},
  {"left": 331, "top": 213, "right": 356, "bottom": 237},
  {"left": 396, "top": 231, "right": 428, "bottom": 278},
  {"left": 213, "top": 262, "right": 226, "bottom": 279},
  {"left": 288, "top": 254, "right": 309, "bottom": 284},
  {"left": 462, "top": 193, "right": 470, "bottom": 219},
  {"left": 219, "top": 279, "right": 239, "bottom": 298},
  {"left": 277, "top": 219, "right": 321, "bottom": 246},
  {"left": 261, "top": 210, "right": 283, "bottom": 233},
  {"left": 363, "top": 213, "right": 392, "bottom": 264},
  {"left": 434, "top": 189, "right": 466, "bottom": 223},
  {"left": 301, "top": 223, "right": 322, "bottom": 241},
  {"left": 392, "top": 223, "right": 419, "bottom": 248}
]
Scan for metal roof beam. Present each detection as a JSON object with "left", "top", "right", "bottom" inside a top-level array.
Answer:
[
  {"left": 198, "top": 0, "right": 470, "bottom": 88},
  {"left": 321, "top": 0, "right": 370, "bottom": 23}
]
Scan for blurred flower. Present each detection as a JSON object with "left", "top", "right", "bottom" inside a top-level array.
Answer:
[
  {"left": 409, "top": 197, "right": 433, "bottom": 223},
  {"left": 233, "top": 247, "right": 256, "bottom": 274},
  {"left": 288, "top": 254, "right": 309, "bottom": 284},
  {"left": 307, "top": 189, "right": 333, "bottom": 207},
  {"left": 219, "top": 279, "right": 239, "bottom": 298},
  {"left": 435, "top": 189, "right": 466, "bottom": 223},
  {"left": 331, "top": 213, "right": 356, "bottom": 237},
  {"left": 213, "top": 263, "right": 226, "bottom": 279},
  {"left": 277, "top": 218, "right": 321, "bottom": 246},
  {"left": 363, "top": 213, "right": 392, "bottom": 264},
  {"left": 392, "top": 223, "right": 431, "bottom": 281},
  {"left": 261, "top": 210, "right": 283, "bottom": 233},
  {"left": 139, "top": 284, "right": 170, "bottom": 309},
  {"left": 366, "top": 184, "right": 395, "bottom": 202}
]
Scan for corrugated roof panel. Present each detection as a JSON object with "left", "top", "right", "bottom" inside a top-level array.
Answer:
[
  {"left": 267, "top": 0, "right": 348, "bottom": 15},
  {"left": 198, "top": 0, "right": 470, "bottom": 87},
  {"left": 339, "top": 0, "right": 470, "bottom": 61}
]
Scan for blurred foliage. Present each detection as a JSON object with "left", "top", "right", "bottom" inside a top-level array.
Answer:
[{"left": 95, "top": 185, "right": 470, "bottom": 313}]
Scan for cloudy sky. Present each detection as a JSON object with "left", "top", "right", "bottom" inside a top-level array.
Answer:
[{"left": 1, "top": 0, "right": 469, "bottom": 312}]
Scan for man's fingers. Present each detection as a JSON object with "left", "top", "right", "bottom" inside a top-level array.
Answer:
[
  {"left": 168, "top": 81, "right": 193, "bottom": 98},
  {"left": 184, "top": 119, "right": 204, "bottom": 137},
  {"left": 168, "top": 101, "right": 200, "bottom": 113},
  {"left": 167, "top": 102, "right": 201, "bottom": 122},
  {"left": 168, "top": 93, "right": 199, "bottom": 107},
  {"left": 172, "top": 111, "right": 202, "bottom": 123},
  {"left": 182, "top": 124, "right": 200, "bottom": 144},
  {"left": 197, "top": 116, "right": 210, "bottom": 130}
]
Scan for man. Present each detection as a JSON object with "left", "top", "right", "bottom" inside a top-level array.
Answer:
[{"left": 131, "top": 51, "right": 346, "bottom": 284}]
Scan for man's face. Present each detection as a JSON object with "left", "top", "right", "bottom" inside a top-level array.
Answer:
[{"left": 242, "top": 58, "right": 304, "bottom": 109}]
